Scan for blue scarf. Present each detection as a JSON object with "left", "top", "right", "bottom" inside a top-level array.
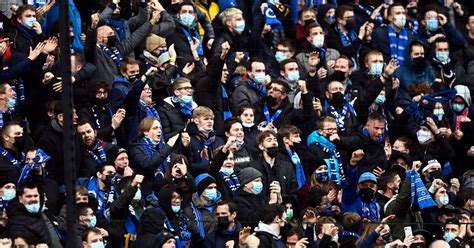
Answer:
[
  {"left": 286, "top": 148, "right": 306, "bottom": 189},
  {"left": 221, "top": 85, "right": 232, "bottom": 121},
  {"left": 309, "top": 46, "right": 326, "bottom": 61},
  {"left": 190, "top": 201, "right": 206, "bottom": 238},
  {"left": 307, "top": 131, "right": 345, "bottom": 185},
  {"left": 195, "top": 133, "right": 216, "bottom": 163},
  {"left": 356, "top": 4, "right": 383, "bottom": 24},
  {"left": 263, "top": 103, "right": 282, "bottom": 124},
  {"left": 86, "top": 141, "right": 107, "bottom": 165},
  {"left": 408, "top": 169, "right": 436, "bottom": 209},
  {"left": 124, "top": 205, "right": 140, "bottom": 236},
  {"left": 307, "top": 0, "right": 338, "bottom": 7},
  {"left": 335, "top": 25, "right": 357, "bottom": 47},
  {"left": 171, "top": 96, "right": 193, "bottom": 117},
  {"left": 409, "top": 20, "right": 419, "bottom": 35},
  {"left": 18, "top": 149, "right": 49, "bottom": 186},
  {"left": 323, "top": 100, "right": 356, "bottom": 133},
  {"left": 139, "top": 100, "right": 161, "bottom": 120},
  {"left": 87, "top": 177, "right": 116, "bottom": 216},
  {"left": 219, "top": 172, "right": 240, "bottom": 196},
  {"left": 360, "top": 198, "right": 380, "bottom": 221},
  {"left": 264, "top": 5, "right": 281, "bottom": 29},
  {"left": 140, "top": 137, "right": 162, "bottom": 157},
  {"left": 420, "top": 89, "right": 457, "bottom": 103},
  {"left": 164, "top": 214, "right": 192, "bottom": 248},
  {"left": 11, "top": 79, "right": 25, "bottom": 104},
  {"left": 388, "top": 24, "right": 408, "bottom": 65},
  {"left": 0, "top": 146, "right": 24, "bottom": 168},
  {"left": 342, "top": 231, "right": 360, "bottom": 239},
  {"left": 247, "top": 78, "right": 267, "bottom": 97},
  {"left": 97, "top": 44, "right": 123, "bottom": 66},
  {"left": 180, "top": 27, "right": 203, "bottom": 56},
  {"left": 107, "top": 18, "right": 126, "bottom": 41}
]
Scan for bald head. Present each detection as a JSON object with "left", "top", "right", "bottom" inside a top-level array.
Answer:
[
  {"left": 429, "top": 240, "right": 449, "bottom": 248},
  {"left": 97, "top": 26, "right": 115, "bottom": 45}
]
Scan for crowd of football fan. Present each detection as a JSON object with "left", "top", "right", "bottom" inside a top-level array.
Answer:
[{"left": 0, "top": 0, "right": 473, "bottom": 247}]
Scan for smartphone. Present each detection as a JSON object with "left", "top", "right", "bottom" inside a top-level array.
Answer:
[{"left": 404, "top": 226, "right": 412, "bottom": 238}]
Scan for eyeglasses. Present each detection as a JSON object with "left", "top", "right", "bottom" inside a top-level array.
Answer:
[
  {"left": 269, "top": 87, "right": 284, "bottom": 93},
  {"left": 178, "top": 87, "right": 194, "bottom": 92},
  {"left": 143, "top": 88, "right": 152, "bottom": 92}
]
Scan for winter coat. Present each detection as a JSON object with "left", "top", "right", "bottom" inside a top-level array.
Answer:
[
  {"left": 186, "top": 122, "right": 225, "bottom": 175},
  {"left": 231, "top": 189, "right": 268, "bottom": 229},
  {"left": 203, "top": 221, "right": 242, "bottom": 248},
  {"left": 183, "top": 193, "right": 218, "bottom": 237},
  {"left": 230, "top": 79, "right": 263, "bottom": 114},
  {"left": 371, "top": 24, "right": 415, "bottom": 63},
  {"left": 158, "top": 96, "right": 197, "bottom": 140}
]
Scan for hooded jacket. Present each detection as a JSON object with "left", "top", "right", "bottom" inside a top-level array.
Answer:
[{"left": 254, "top": 222, "right": 286, "bottom": 248}]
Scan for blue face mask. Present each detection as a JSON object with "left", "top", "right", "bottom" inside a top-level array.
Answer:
[
  {"left": 234, "top": 20, "right": 245, "bottom": 33},
  {"left": 171, "top": 205, "right": 181, "bottom": 213},
  {"left": 439, "top": 195, "right": 449, "bottom": 206},
  {"left": 452, "top": 103, "right": 465, "bottom": 113},
  {"left": 23, "top": 17, "right": 37, "bottom": 29},
  {"left": 436, "top": 51, "right": 449, "bottom": 62},
  {"left": 275, "top": 51, "right": 287, "bottom": 63},
  {"left": 427, "top": 18, "right": 439, "bottom": 31},
  {"left": 220, "top": 167, "right": 234, "bottom": 176},
  {"left": 6, "top": 98, "right": 16, "bottom": 110},
  {"left": 133, "top": 189, "right": 142, "bottom": 200},
  {"left": 375, "top": 95, "right": 386, "bottom": 105},
  {"left": 369, "top": 63, "right": 383, "bottom": 76},
  {"left": 433, "top": 108, "right": 444, "bottom": 121},
  {"left": 251, "top": 181, "right": 263, "bottom": 195},
  {"left": 204, "top": 188, "right": 218, "bottom": 201},
  {"left": 2, "top": 188, "right": 16, "bottom": 201},
  {"left": 91, "top": 242, "right": 105, "bottom": 248},
  {"left": 253, "top": 73, "right": 265, "bottom": 84},
  {"left": 287, "top": 71, "right": 300, "bottom": 82},
  {"left": 180, "top": 13, "right": 195, "bottom": 27},
  {"left": 326, "top": 15, "right": 336, "bottom": 24},
  {"left": 181, "top": 95, "right": 193, "bottom": 104},
  {"left": 443, "top": 232, "right": 456, "bottom": 242},
  {"left": 25, "top": 202, "right": 41, "bottom": 214},
  {"left": 316, "top": 172, "right": 328, "bottom": 183},
  {"left": 88, "top": 215, "right": 97, "bottom": 227}
]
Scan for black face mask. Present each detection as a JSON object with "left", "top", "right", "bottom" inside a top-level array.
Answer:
[
  {"left": 290, "top": 142, "right": 304, "bottom": 152},
  {"left": 359, "top": 187, "right": 375, "bottom": 203},
  {"left": 280, "top": 222, "right": 290, "bottom": 236},
  {"left": 95, "top": 98, "right": 108, "bottom": 106},
  {"left": 116, "top": 167, "right": 125, "bottom": 175},
  {"left": 330, "top": 92, "right": 345, "bottom": 107},
  {"left": 429, "top": 170, "right": 443, "bottom": 181},
  {"left": 103, "top": 174, "right": 114, "bottom": 187},
  {"left": 407, "top": 7, "right": 418, "bottom": 18},
  {"left": 217, "top": 216, "right": 231, "bottom": 229},
  {"left": 411, "top": 243, "right": 425, "bottom": 248},
  {"left": 332, "top": 70, "right": 347, "bottom": 82},
  {"left": 14, "top": 136, "right": 25, "bottom": 151},
  {"left": 304, "top": 19, "right": 316, "bottom": 27},
  {"left": 128, "top": 74, "right": 139, "bottom": 82},
  {"left": 107, "top": 35, "right": 118, "bottom": 47},
  {"left": 382, "top": 233, "right": 392, "bottom": 242},
  {"left": 266, "top": 147, "right": 279, "bottom": 158},
  {"left": 345, "top": 19, "right": 355, "bottom": 30},
  {"left": 265, "top": 95, "right": 279, "bottom": 107},
  {"left": 412, "top": 57, "right": 426, "bottom": 71}
]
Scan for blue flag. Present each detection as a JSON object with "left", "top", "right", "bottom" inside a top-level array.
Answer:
[{"left": 264, "top": 6, "right": 282, "bottom": 29}]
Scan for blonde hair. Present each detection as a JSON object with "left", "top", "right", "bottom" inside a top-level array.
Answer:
[
  {"left": 220, "top": 7, "right": 243, "bottom": 26},
  {"left": 192, "top": 106, "right": 214, "bottom": 119}
]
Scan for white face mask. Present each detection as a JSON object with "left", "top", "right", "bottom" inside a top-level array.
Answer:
[
  {"left": 394, "top": 14, "right": 406, "bottom": 28},
  {"left": 416, "top": 129, "right": 432, "bottom": 143},
  {"left": 312, "top": 34, "right": 325, "bottom": 48}
]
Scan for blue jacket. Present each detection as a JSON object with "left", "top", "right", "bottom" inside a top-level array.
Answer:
[
  {"left": 109, "top": 76, "right": 130, "bottom": 112},
  {"left": 341, "top": 165, "right": 380, "bottom": 221}
]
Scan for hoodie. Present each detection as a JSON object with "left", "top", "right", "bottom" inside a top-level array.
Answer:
[{"left": 254, "top": 222, "right": 286, "bottom": 248}]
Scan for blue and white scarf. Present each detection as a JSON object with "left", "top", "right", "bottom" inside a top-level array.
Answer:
[
  {"left": 140, "top": 137, "right": 161, "bottom": 157},
  {"left": 307, "top": 131, "right": 345, "bottom": 185},
  {"left": 356, "top": 4, "right": 383, "bottom": 24},
  {"left": 221, "top": 85, "right": 232, "bottom": 120},
  {"left": 263, "top": 103, "right": 282, "bottom": 124},
  {"left": 408, "top": 169, "right": 437, "bottom": 209},
  {"left": 86, "top": 141, "right": 107, "bottom": 165},
  {"left": 408, "top": 20, "right": 419, "bottom": 35},
  {"left": 247, "top": 78, "right": 267, "bottom": 97},
  {"left": 97, "top": 44, "right": 123, "bottom": 66},
  {"left": 360, "top": 199, "right": 380, "bottom": 221},
  {"left": 335, "top": 25, "right": 357, "bottom": 47},
  {"left": 18, "top": 149, "right": 50, "bottom": 186},
  {"left": 107, "top": 18, "right": 126, "bottom": 41},
  {"left": 264, "top": 5, "right": 281, "bottom": 29},
  {"left": 306, "top": 0, "right": 338, "bottom": 7},
  {"left": 139, "top": 100, "right": 161, "bottom": 120},
  {"left": 323, "top": 100, "right": 356, "bottom": 132},
  {"left": 388, "top": 24, "right": 408, "bottom": 65},
  {"left": 286, "top": 148, "right": 306, "bottom": 189},
  {"left": 171, "top": 96, "right": 193, "bottom": 117},
  {"left": 219, "top": 172, "right": 240, "bottom": 196},
  {"left": 181, "top": 27, "right": 203, "bottom": 56},
  {"left": 11, "top": 79, "right": 25, "bottom": 104},
  {"left": 0, "top": 146, "right": 24, "bottom": 168}
]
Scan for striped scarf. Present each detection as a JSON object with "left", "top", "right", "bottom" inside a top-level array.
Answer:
[
  {"left": 18, "top": 149, "right": 50, "bottom": 186},
  {"left": 388, "top": 24, "right": 408, "bottom": 65},
  {"left": 324, "top": 100, "right": 356, "bottom": 132},
  {"left": 171, "top": 96, "right": 193, "bottom": 117},
  {"left": 356, "top": 4, "right": 383, "bottom": 24},
  {"left": 307, "top": 131, "right": 345, "bottom": 185},
  {"left": 247, "top": 78, "right": 267, "bottom": 97},
  {"left": 408, "top": 169, "right": 436, "bottom": 209},
  {"left": 195, "top": 133, "right": 215, "bottom": 163},
  {"left": 85, "top": 141, "right": 107, "bottom": 165},
  {"left": 140, "top": 137, "right": 160, "bottom": 157},
  {"left": 335, "top": 25, "right": 357, "bottom": 47},
  {"left": 219, "top": 172, "right": 240, "bottom": 196},
  {"left": 97, "top": 44, "right": 123, "bottom": 66}
]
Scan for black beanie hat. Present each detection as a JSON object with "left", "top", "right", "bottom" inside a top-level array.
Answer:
[{"left": 194, "top": 173, "right": 216, "bottom": 196}]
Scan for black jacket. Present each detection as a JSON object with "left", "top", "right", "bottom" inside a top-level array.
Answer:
[
  {"left": 254, "top": 97, "right": 294, "bottom": 130},
  {"left": 6, "top": 200, "right": 52, "bottom": 246},
  {"left": 158, "top": 97, "right": 195, "bottom": 140},
  {"left": 203, "top": 221, "right": 242, "bottom": 248},
  {"left": 231, "top": 189, "right": 267, "bottom": 229},
  {"left": 249, "top": 155, "right": 298, "bottom": 204}
]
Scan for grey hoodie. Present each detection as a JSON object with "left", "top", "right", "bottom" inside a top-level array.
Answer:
[
  {"left": 254, "top": 221, "right": 281, "bottom": 240},
  {"left": 454, "top": 85, "right": 472, "bottom": 107}
]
